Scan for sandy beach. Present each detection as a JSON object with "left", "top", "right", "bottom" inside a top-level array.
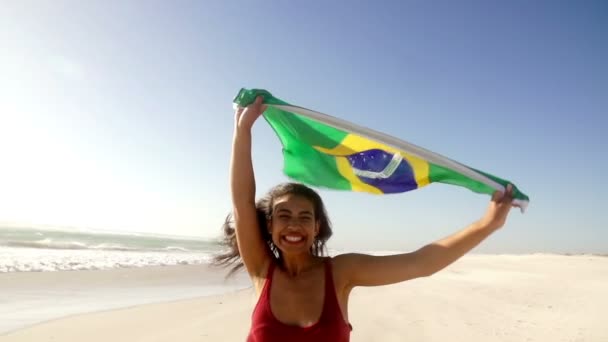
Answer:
[{"left": 1, "top": 254, "right": 606, "bottom": 342}]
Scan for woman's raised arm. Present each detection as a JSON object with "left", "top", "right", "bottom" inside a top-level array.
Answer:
[
  {"left": 334, "top": 185, "right": 516, "bottom": 288},
  {"left": 231, "top": 96, "right": 269, "bottom": 278}
]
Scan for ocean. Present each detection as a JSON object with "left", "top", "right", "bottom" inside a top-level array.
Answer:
[
  {"left": 0, "top": 225, "right": 221, "bottom": 272},
  {"left": 0, "top": 225, "right": 251, "bottom": 334}
]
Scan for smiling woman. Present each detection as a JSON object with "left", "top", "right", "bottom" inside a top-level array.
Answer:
[
  {"left": 212, "top": 96, "right": 518, "bottom": 342},
  {"left": 214, "top": 182, "right": 333, "bottom": 276},
  {"left": 213, "top": 182, "right": 352, "bottom": 341}
]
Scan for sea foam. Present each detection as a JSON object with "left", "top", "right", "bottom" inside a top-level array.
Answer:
[{"left": 0, "top": 246, "right": 213, "bottom": 272}]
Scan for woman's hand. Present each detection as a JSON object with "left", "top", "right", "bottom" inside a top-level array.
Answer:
[
  {"left": 235, "top": 95, "right": 267, "bottom": 131},
  {"left": 479, "top": 184, "right": 516, "bottom": 231}
]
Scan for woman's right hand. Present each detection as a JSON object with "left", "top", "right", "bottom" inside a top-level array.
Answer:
[{"left": 235, "top": 95, "right": 267, "bottom": 131}]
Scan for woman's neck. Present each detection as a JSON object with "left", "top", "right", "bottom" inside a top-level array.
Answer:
[{"left": 280, "top": 253, "right": 321, "bottom": 277}]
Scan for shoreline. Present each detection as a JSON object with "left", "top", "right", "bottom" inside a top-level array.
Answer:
[
  {"left": 1, "top": 288, "right": 257, "bottom": 341},
  {"left": 2, "top": 254, "right": 607, "bottom": 341},
  {"left": 0, "top": 264, "right": 250, "bottom": 334},
  {"left": 0, "top": 287, "right": 253, "bottom": 336}
]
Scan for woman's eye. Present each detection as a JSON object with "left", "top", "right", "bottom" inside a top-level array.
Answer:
[{"left": 300, "top": 217, "right": 311, "bottom": 223}]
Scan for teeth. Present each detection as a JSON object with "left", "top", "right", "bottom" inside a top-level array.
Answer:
[{"left": 285, "top": 236, "right": 303, "bottom": 242}]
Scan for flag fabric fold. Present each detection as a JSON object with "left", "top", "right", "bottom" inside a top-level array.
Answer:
[{"left": 233, "top": 88, "right": 529, "bottom": 211}]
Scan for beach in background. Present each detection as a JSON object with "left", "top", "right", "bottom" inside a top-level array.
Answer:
[
  {"left": 0, "top": 225, "right": 249, "bottom": 334},
  {"left": 1, "top": 226, "right": 607, "bottom": 341},
  {"left": 0, "top": 225, "right": 221, "bottom": 272}
]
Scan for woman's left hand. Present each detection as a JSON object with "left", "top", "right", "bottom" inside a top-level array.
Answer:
[{"left": 479, "top": 184, "right": 516, "bottom": 231}]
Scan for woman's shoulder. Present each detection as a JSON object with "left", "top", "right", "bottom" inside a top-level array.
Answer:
[
  {"left": 330, "top": 252, "right": 367, "bottom": 266},
  {"left": 327, "top": 253, "right": 365, "bottom": 287}
]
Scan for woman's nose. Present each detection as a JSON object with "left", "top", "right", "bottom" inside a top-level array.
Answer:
[{"left": 278, "top": 216, "right": 309, "bottom": 226}]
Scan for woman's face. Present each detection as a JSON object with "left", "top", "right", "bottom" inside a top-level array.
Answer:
[{"left": 269, "top": 194, "right": 319, "bottom": 255}]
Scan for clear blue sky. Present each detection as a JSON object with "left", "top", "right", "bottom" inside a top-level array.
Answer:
[{"left": 1, "top": 1, "right": 606, "bottom": 253}]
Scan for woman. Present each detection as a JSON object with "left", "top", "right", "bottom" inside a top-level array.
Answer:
[{"left": 214, "top": 96, "right": 516, "bottom": 341}]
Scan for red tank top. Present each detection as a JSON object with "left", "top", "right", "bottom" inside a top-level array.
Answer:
[{"left": 247, "top": 258, "right": 352, "bottom": 342}]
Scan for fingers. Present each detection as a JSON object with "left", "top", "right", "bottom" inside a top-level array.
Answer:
[
  {"left": 234, "top": 96, "right": 265, "bottom": 119},
  {"left": 234, "top": 96, "right": 264, "bottom": 110},
  {"left": 252, "top": 96, "right": 264, "bottom": 111},
  {"left": 491, "top": 184, "right": 515, "bottom": 204},
  {"left": 505, "top": 184, "right": 514, "bottom": 200},
  {"left": 501, "top": 185, "right": 515, "bottom": 208},
  {"left": 247, "top": 96, "right": 265, "bottom": 115},
  {"left": 234, "top": 96, "right": 266, "bottom": 129},
  {"left": 491, "top": 190, "right": 502, "bottom": 202},
  {"left": 257, "top": 97, "right": 268, "bottom": 114}
]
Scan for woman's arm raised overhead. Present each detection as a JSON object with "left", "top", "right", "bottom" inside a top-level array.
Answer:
[
  {"left": 335, "top": 185, "right": 517, "bottom": 288},
  {"left": 231, "top": 96, "right": 269, "bottom": 278}
]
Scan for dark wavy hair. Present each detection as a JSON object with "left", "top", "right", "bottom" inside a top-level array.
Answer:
[{"left": 213, "top": 182, "right": 333, "bottom": 277}]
